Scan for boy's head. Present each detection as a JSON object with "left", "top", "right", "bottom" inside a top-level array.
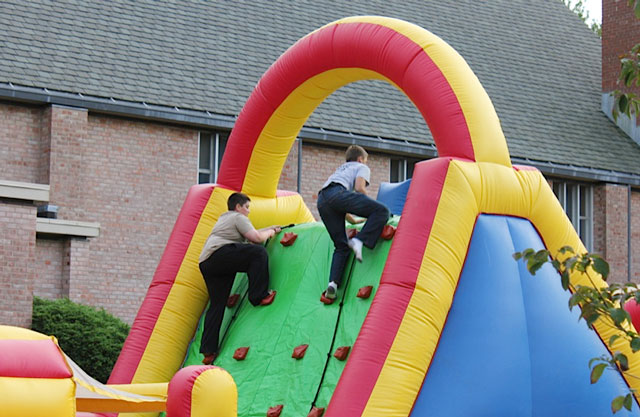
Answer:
[
  {"left": 227, "top": 192, "right": 251, "bottom": 211},
  {"left": 345, "top": 145, "right": 368, "bottom": 163}
]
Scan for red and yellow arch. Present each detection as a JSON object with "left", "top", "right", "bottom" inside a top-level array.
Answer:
[{"left": 108, "top": 15, "right": 640, "bottom": 417}]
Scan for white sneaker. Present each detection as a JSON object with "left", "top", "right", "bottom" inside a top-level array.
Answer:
[
  {"left": 348, "top": 237, "right": 363, "bottom": 262},
  {"left": 326, "top": 281, "right": 338, "bottom": 300}
]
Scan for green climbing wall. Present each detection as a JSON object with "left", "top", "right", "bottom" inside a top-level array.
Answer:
[{"left": 181, "top": 218, "right": 398, "bottom": 416}]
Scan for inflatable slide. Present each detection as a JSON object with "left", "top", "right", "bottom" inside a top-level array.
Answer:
[{"left": 2, "top": 15, "right": 640, "bottom": 417}]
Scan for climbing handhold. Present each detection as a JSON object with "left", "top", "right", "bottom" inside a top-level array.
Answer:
[
  {"left": 307, "top": 406, "right": 325, "bottom": 417},
  {"left": 334, "top": 346, "right": 350, "bottom": 361},
  {"left": 380, "top": 224, "right": 396, "bottom": 240},
  {"left": 267, "top": 404, "right": 284, "bottom": 416},
  {"left": 292, "top": 344, "right": 309, "bottom": 359},
  {"left": 280, "top": 232, "right": 298, "bottom": 246},
  {"left": 227, "top": 293, "right": 240, "bottom": 308},
  {"left": 357, "top": 286, "right": 373, "bottom": 299},
  {"left": 233, "top": 346, "right": 249, "bottom": 361},
  {"left": 346, "top": 228, "right": 358, "bottom": 239},
  {"left": 320, "top": 292, "right": 335, "bottom": 305}
]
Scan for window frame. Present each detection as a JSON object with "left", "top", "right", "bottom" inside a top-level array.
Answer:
[
  {"left": 552, "top": 180, "right": 593, "bottom": 251},
  {"left": 198, "top": 131, "right": 228, "bottom": 184}
]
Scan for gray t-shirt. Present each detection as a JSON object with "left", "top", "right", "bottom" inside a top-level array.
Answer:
[
  {"left": 199, "top": 211, "right": 254, "bottom": 263},
  {"left": 322, "top": 161, "right": 370, "bottom": 191}
]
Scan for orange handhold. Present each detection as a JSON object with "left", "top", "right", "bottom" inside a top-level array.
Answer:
[
  {"left": 346, "top": 228, "right": 358, "bottom": 239},
  {"left": 380, "top": 224, "right": 396, "bottom": 240},
  {"left": 233, "top": 346, "right": 249, "bottom": 360},
  {"left": 280, "top": 232, "right": 298, "bottom": 246},
  {"left": 227, "top": 293, "right": 240, "bottom": 308},
  {"left": 333, "top": 346, "right": 350, "bottom": 361},
  {"left": 267, "top": 404, "right": 284, "bottom": 417},
  {"left": 320, "top": 292, "right": 335, "bottom": 305},
  {"left": 357, "top": 286, "right": 373, "bottom": 299},
  {"left": 292, "top": 344, "right": 309, "bottom": 359},
  {"left": 307, "top": 406, "right": 325, "bottom": 417}
]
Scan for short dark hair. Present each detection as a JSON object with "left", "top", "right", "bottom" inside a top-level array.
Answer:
[
  {"left": 345, "top": 145, "right": 368, "bottom": 162},
  {"left": 227, "top": 192, "right": 251, "bottom": 211}
]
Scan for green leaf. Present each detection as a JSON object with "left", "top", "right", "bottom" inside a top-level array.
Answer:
[
  {"left": 619, "top": 94, "right": 629, "bottom": 114},
  {"left": 558, "top": 245, "right": 574, "bottom": 255},
  {"left": 591, "top": 363, "right": 607, "bottom": 384},
  {"left": 592, "top": 257, "right": 610, "bottom": 279},
  {"left": 561, "top": 271, "right": 570, "bottom": 291},
  {"left": 624, "top": 393, "right": 634, "bottom": 411},
  {"left": 609, "top": 308, "right": 629, "bottom": 326},
  {"left": 616, "top": 353, "right": 630, "bottom": 372},
  {"left": 610, "top": 334, "right": 621, "bottom": 346},
  {"left": 612, "top": 395, "right": 625, "bottom": 413},
  {"left": 631, "top": 337, "right": 640, "bottom": 353}
]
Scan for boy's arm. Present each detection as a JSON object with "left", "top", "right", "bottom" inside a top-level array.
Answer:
[
  {"left": 346, "top": 213, "right": 365, "bottom": 224},
  {"left": 244, "top": 226, "right": 279, "bottom": 243},
  {"left": 354, "top": 176, "right": 368, "bottom": 195}
]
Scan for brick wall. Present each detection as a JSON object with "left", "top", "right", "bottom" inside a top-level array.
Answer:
[
  {"left": 632, "top": 189, "right": 640, "bottom": 282},
  {"left": 47, "top": 106, "right": 90, "bottom": 220},
  {"left": 598, "top": 184, "right": 630, "bottom": 283},
  {"left": 34, "top": 238, "right": 67, "bottom": 300},
  {"left": 18, "top": 106, "right": 199, "bottom": 324},
  {"left": 593, "top": 185, "right": 607, "bottom": 256},
  {"left": 0, "top": 102, "right": 45, "bottom": 183},
  {"left": 0, "top": 200, "right": 36, "bottom": 327},
  {"left": 54, "top": 113, "right": 198, "bottom": 322},
  {"left": 602, "top": 0, "right": 640, "bottom": 94}
]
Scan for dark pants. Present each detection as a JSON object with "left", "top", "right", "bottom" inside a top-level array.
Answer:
[
  {"left": 317, "top": 183, "right": 390, "bottom": 286},
  {"left": 199, "top": 243, "right": 270, "bottom": 354}
]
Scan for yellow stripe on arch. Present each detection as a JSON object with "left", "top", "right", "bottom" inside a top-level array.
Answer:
[{"left": 242, "top": 68, "right": 390, "bottom": 197}]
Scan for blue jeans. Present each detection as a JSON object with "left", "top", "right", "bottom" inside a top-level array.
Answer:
[{"left": 317, "top": 183, "right": 390, "bottom": 286}]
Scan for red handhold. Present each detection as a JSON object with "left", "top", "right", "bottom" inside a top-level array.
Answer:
[
  {"left": 334, "top": 346, "right": 350, "bottom": 361},
  {"left": 233, "top": 346, "right": 249, "bottom": 361},
  {"left": 227, "top": 293, "right": 240, "bottom": 308},
  {"left": 280, "top": 232, "right": 298, "bottom": 246},
  {"left": 357, "top": 286, "right": 373, "bottom": 299},
  {"left": 267, "top": 404, "right": 284, "bottom": 417},
  {"left": 307, "top": 406, "right": 325, "bottom": 417},
  {"left": 320, "top": 292, "right": 335, "bottom": 305},
  {"left": 346, "top": 228, "right": 358, "bottom": 239},
  {"left": 292, "top": 344, "right": 309, "bottom": 359},
  {"left": 380, "top": 224, "right": 396, "bottom": 240}
]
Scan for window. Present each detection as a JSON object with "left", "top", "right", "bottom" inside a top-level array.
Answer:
[
  {"left": 552, "top": 181, "right": 593, "bottom": 251},
  {"left": 390, "top": 158, "right": 420, "bottom": 182},
  {"left": 198, "top": 131, "right": 229, "bottom": 184}
]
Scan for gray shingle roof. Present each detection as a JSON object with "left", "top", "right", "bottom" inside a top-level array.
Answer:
[{"left": 1, "top": 0, "right": 639, "bottom": 175}]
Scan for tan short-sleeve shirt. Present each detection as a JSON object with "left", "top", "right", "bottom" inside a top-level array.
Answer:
[{"left": 199, "top": 211, "right": 255, "bottom": 263}]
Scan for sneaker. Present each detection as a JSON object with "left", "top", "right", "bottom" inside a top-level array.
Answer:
[
  {"left": 348, "top": 237, "right": 363, "bottom": 262},
  {"left": 259, "top": 290, "right": 277, "bottom": 306},
  {"left": 326, "top": 281, "right": 338, "bottom": 300}
]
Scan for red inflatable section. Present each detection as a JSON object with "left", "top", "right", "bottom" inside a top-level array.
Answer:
[{"left": 625, "top": 300, "right": 640, "bottom": 332}]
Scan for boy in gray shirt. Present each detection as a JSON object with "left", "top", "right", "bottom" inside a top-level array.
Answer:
[{"left": 317, "top": 145, "right": 390, "bottom": 300}]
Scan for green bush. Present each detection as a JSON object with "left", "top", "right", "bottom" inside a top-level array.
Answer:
[{"left": 31, "top": 296, "right": 130, "bottom": 383}]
